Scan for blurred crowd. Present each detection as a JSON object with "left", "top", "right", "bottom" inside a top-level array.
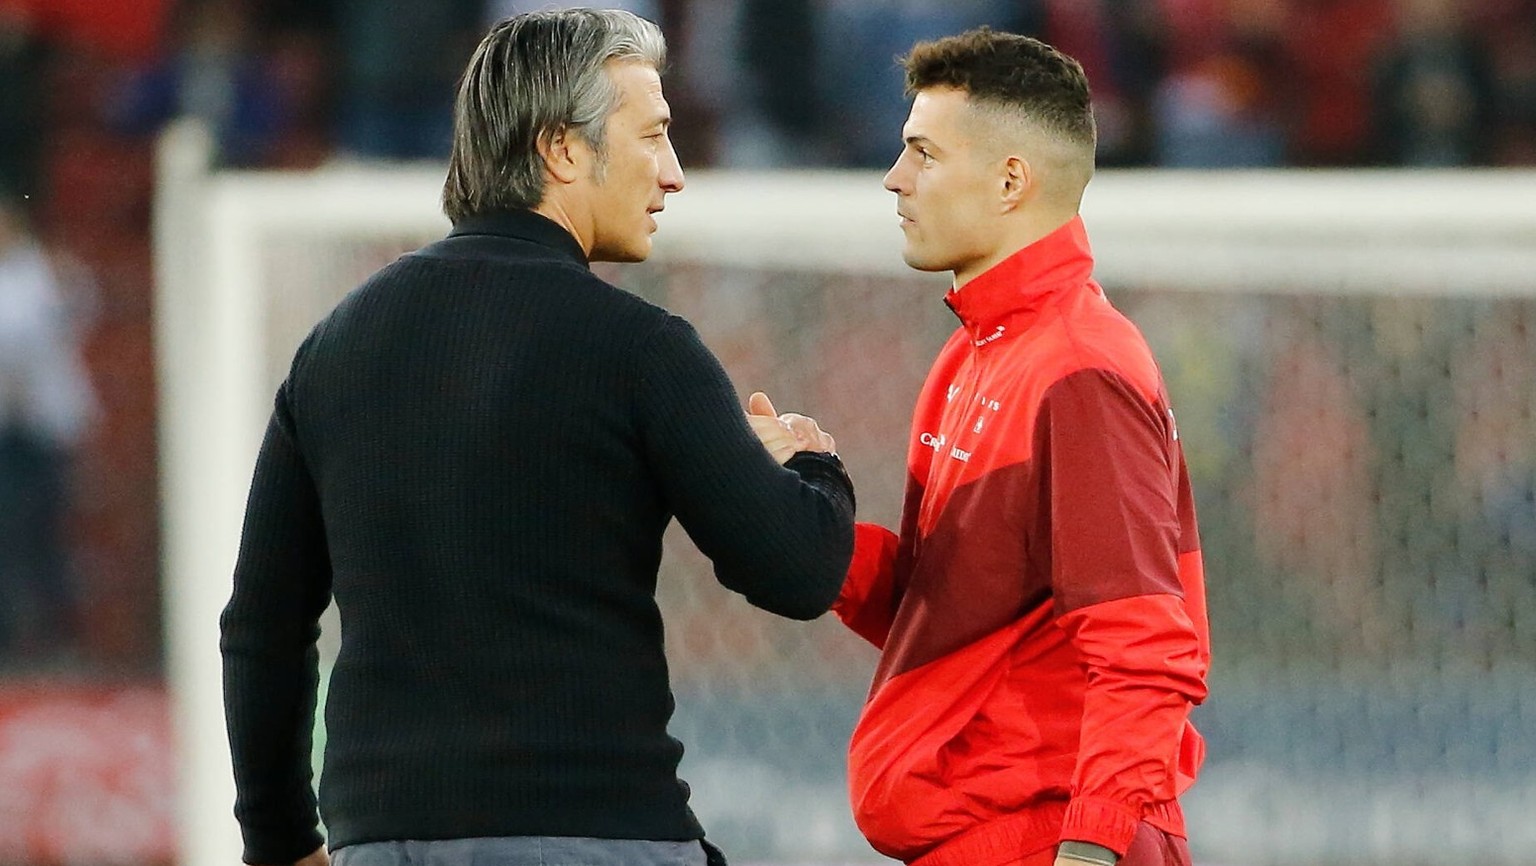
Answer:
[
  {"left": 9, "top": 0, "right": 1536, "bottom": 189},
  {"left": 0, "top": 0, "right": 1535, "bottom": 673}
]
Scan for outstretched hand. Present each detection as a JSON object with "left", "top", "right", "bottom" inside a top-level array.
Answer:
[
  {"left": 746, "top": 391, "right": 837, "bottom": 465},
  {"left": 747, "top": 391, "right": 778, "bottom": 420},
  {"left": 747, "top": 392, "right": 799, "bottom": 465}
]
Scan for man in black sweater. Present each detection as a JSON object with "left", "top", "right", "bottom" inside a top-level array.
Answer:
[{"left": 219, "top": 10, "right": 855, "bottom": 866}]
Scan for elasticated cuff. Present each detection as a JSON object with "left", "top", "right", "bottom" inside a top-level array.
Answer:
[{"left": 1060, "top": 796, "right": 1141, "bottom": 856}]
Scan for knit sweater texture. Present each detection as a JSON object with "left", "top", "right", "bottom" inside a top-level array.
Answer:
[{"left": 220, "top": 209, "right": 856, "bottom": 863}]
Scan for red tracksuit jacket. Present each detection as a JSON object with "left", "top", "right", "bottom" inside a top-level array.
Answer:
[{"left": 835, "top": 216, "right": 1210, "bottom": 865}]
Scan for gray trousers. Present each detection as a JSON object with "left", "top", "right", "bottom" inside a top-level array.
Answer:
[{"left": 331, "top": 837, "right": 712, "bottom": 866}]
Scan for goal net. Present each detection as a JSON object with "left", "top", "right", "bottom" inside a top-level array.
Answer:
[{"left": 156, "top": 120, "right": 1536, "bottom": 866}]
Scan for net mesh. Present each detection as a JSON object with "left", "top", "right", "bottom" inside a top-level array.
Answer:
[{"left": 232, "top": 186, "right": 1536, "bottom": 866}]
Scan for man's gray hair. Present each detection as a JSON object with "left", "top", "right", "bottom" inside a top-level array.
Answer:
[{"left": 442, "top": 9, "right": 666, "bottom": 222}]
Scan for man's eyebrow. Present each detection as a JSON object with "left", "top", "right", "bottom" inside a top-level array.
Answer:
[{"left": 905, "top": 134, "right": 937, "bottom": 150}]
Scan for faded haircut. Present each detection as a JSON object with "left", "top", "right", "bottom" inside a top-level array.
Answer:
[{"left": 902, "top": 27, "right": 1096, "bottom": 156}]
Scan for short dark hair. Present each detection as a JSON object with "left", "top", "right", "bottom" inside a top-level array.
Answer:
[
  {"left": 441, "top": 9, "right": 666, "bottom": 222},
  {"left": 902, "top": 28, "right": 1095, "bottom": 151}
]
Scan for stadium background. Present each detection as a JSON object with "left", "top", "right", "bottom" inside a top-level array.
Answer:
[{"left": 1, "top": 1, "right": 1534, "bottom": 865}]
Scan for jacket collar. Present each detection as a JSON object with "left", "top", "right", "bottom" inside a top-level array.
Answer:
[
  {"left": 944, "top": 215, "right": 1098, "bottom": 345},
  {"left": 449, "top": 209, "right": 590, "bottom": 268}
]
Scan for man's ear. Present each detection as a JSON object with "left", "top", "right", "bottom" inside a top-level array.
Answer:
[
  {"left": 999, "top": 154, "right": 1034, "bottom": 213},
  {"left": 539, "top": 126, "right": 584, "bottom": 185}
]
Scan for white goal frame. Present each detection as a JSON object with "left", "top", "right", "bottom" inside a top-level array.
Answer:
[{"left": 154, "top": 119, "right": 1536, "bottom": 866}]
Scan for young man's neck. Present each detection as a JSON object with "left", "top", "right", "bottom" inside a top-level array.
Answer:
[{"left": 953, "top": 209, "right": 1080, "bottom": 289}]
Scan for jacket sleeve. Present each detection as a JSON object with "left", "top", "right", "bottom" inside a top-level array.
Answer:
[
  {"left": 1056, "top": 595, "right": 1207, "bottom": 852},
  {"left": 831, "top": 522, "right": 900, "bottom": 648},
  {"left": 634, "top": 315, "right": 855, "bottom": 620},
  {"left": 1034, "top": 369, "right": 1210, "bottom": 854},
  {"left": 219, "top": 383, "right": 331, "bottom": 864}
]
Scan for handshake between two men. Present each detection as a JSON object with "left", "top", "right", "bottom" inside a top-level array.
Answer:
[{"left": 745, "top": 392, "right": 837, "bottom": 465}]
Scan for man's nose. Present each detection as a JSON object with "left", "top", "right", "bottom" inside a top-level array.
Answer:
[{"left": 659, "top": 136, "right": 685, "bottom": 192}]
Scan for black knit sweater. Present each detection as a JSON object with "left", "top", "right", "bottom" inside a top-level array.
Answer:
[{"left": 219, "top": 209, "right": 856, "bottom": 863}]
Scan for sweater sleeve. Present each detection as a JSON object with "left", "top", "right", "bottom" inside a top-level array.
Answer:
[
  {"left": 220, "top": 383, "right": 332, "bottom": 864},
  {"left": 1035, "top": 369, "right": 1209, "bottom": 854},
  {"left": 634, "top": 315, "right": 856, "bottom": 620}
]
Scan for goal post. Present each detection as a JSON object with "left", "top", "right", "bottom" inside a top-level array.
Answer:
[
  {"left": 156, "top": 119, "right": 1536, "bottom": 866},
  {"left": 154, "top": 122, "right": 454, "bottom": 866}
]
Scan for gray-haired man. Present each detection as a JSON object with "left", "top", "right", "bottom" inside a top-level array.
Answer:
[{"left": 220, "top": 10, "right": 855, "bottom": 866}]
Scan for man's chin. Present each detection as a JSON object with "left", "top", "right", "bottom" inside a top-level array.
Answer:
[
  {"left": 901, "top": 248, "right": 950, "bottom": 274},
  {"left": 591, "top": 239, "right": 652, "bottom": 264}
]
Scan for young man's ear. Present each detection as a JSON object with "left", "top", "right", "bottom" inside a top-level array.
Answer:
[
  {"left": 999, "top": 154, "right": 1034, "bottom": 212},
  {"left": 539, "top": 126, "right": 584, "bottom": 185}
]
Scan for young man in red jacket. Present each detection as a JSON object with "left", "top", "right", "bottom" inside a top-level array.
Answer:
[{"left": 766, "top": 28, "right": 1211, "bottom": 866}]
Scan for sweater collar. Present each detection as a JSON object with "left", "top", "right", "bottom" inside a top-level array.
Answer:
[
  {"left": 449, "top": 209, "right": 590, "bottom": 268},
  {"left": 944, "top": 215, "right": 1097, "bottom": 344}
]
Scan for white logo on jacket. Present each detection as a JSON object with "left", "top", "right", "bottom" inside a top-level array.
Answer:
[{"left": 974, "top": 326, "right": 1006, "bottom": 347}]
